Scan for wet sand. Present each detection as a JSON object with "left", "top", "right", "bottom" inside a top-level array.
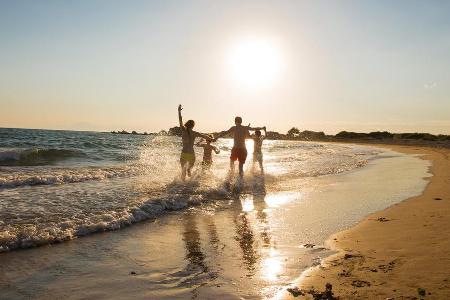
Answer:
[{"left": 280, "top": 145, "right": 450, "bottom": 299}]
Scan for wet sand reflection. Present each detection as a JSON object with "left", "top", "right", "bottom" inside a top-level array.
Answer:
[
  {"left": 233, "top": 199, "right": 259, "bottom": 276},
  {"left": 178, "top": 176, "right": 288, "bottom": 298},
  {"left": 182, "top": 213, "right": 208, "bottom": 274},
  {"left": 231, "top": 176, "right": 279, "bottom": 280}
]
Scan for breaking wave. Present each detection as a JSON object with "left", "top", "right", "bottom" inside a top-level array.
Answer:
[
  {"left": 0, "top": 148, "right": 87, "bottom": 166},
  {"left": 0, "top": 165, "right": 144, "bottom": 189},
  {"left": 0, "top": 178, "right": 240, "bottom": 252}
]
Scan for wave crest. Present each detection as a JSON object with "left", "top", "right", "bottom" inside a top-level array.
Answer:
[
  {"left": 0, "top": 148, "right": 87, "bottom": 166},
  {"left": 0, "top": 182, "right": 233, "bottom": 252},
  {"left": 0, "top": 165, "right": 144, "bottom": 189}
]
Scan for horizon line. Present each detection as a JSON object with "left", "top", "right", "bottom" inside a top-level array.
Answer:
[{"left": 1, "top": 126, "right": 449, "bottom": 136}]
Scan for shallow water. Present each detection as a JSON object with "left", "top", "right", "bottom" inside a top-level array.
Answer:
[
  {"left": 1, "top": 128, "right": 379, "bottom": 252},
  {"left": 0, "top": 148, "right": 430, "bottom": 299}
]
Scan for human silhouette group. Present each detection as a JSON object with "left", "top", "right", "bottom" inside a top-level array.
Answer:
[{"left": 178, "top": 104, "right": 266, "bottom": 181}]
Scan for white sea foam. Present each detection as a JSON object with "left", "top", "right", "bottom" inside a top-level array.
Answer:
[
  {"left": 0, "top": 186, "right": 224, "bottom": 252},
  {"left": 0, "top": 165, "right": 145, "bottom": 189}
]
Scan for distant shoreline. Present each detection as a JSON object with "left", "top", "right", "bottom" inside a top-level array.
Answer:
[
  {"left": 114, "top": 126, "right": 450, "bottom": 148},
  {"left": 1, "top": 127, "right": 449, "bottom": 148}
]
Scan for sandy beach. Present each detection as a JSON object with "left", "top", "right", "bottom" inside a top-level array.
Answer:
[{"left": 280, "top": 145, "right": 450, "bottom": 299}]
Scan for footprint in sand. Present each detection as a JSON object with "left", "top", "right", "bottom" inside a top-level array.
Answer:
[
  {"left": 344, "top": 253, "right": 362, "bottom": 259},
  {"left": 351, "top": 280, "right": 371, "bottom": 287},
  {"left": 338, "top": 269, "right": 351, "bottom": 277},
  {"left": 378, "top": 260, "right": 397, "bottom": 273}
]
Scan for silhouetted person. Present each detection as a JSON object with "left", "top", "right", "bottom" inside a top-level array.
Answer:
[
  {"left": 251, "top": 127, "right": 266, "bottom": 175},
  {"left": 195, "top": 138, "right": 220, "bottom": 170},
  {"left": 214, "top": 117, "right": 264, "bottom": 178},
  {"left": 178, "top": 104, "right": 212, "bottom": 181}
]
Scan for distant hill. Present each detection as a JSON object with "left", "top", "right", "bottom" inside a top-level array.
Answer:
[{"left": 112, "top": 126, "right": 450, "bottom": 147}]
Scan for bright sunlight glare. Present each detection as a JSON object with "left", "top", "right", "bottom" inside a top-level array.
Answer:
[{"left": 226, "top": 38, "right": 284, "bottom": 89}]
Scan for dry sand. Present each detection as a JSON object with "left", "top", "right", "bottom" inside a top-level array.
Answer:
[{"left": 281, "top": 145, "right": 450, "bottom": 299}]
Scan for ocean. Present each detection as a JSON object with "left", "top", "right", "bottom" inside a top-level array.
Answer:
[{"left": 0, "top": 127, "right": 379, "bottom": 252}]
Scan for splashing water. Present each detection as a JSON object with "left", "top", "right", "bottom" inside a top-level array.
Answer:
[{"left": 0, "top": 128, "right": 380, "bottom": 252}]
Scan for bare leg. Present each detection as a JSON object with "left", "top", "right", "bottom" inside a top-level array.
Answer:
[
  {"left": 187, "top": 160, "right": 195, "bottom": 177},
  {"left": 259, "top": 159, "right": 264, "bottom": 175},
  {"left": 238, "top": 162, "right": 244, "bottom": 177},
  {"left": 229, "top": 160, "right": 235, "bottom": 177},
  {"left": 180, "top": 160, "right": 187, "bottom": 181}
]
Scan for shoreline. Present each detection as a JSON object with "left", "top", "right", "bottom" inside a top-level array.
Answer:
[
  {"left": 0, "top": 143, "right": 432, "bottom": 299},
  {"left": 280, "top": 144, "right": 450, "bottom": 299}
]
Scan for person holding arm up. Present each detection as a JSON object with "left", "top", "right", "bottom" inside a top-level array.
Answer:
[{"left": 177, "top": 104, "right": 212, "bottom": 181}]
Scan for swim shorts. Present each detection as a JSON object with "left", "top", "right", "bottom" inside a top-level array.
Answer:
[
  {"left": 180, "top": 152, "right": 195, "bottom": 164},
  {"left": 230, "top": 147, "right": 247, "bottom": 163}
]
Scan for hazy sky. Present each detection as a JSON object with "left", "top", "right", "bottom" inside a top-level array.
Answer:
[{"left": 1, "top": 0, "right": 449, "bottom": 134}]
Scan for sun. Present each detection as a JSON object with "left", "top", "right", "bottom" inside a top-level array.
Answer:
[{"left": 226, "top": 37, "right": 284, "bottom": 89}]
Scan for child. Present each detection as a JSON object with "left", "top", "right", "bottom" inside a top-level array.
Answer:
[
  {"left": 251, "top": 126, "right": 266, "bottom": 175},
  {"left": 196, "top": 138, "right": 220, "bottom": 170}
]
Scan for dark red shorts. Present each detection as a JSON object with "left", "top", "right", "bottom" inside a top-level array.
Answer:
[{"left": 230, "top": 147, "right": 247, "bottom": 163}]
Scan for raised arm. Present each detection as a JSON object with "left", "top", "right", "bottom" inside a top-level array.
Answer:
[
  {"left": 246, "top": 123, "right": 265, "bottom": 131},
  {"left": 248, "top": 126, "right": 265, "bottom": 131},
  {"left": 262, "top": 126, "right": 267, "bottom": 139},
  {"left": 213, "top": 146, "right": 220, "bottom": 154},
  {"left": 178, "top": 104, "right": 185, "bottom": 129}
]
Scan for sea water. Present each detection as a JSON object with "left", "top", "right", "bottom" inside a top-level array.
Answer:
[
  {"left": 0, "top": 127, "right": 380, "bottom": 252},
  {"left": 0, "top": 128, "right": 432, "bottom": 299}
]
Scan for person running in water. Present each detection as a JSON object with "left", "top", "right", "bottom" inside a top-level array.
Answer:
[
  {"left": 251, "top": 127, "right": 267, "bottom": 175},
  {"left": 214, "top": 116, "right": 265, "bottom": 177},
  {"left": 196, "top": 138, "right": 220, "bottom": 170},
  {"left": 178, "top": 104, "right": 212, "bottom": 181}
]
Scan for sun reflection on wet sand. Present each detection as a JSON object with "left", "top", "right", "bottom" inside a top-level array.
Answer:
[
  {"left": 232, "top": 188, "right": 304, "bottom": 298},
  {"left": 234, "top": 187, "right": 289, "bottom": 294},
  {"left": 261, "top": 248, "right": 283, "bottom": 282},
  {"left": 265, "top": 192, "right": 299, "bottom": 207}
]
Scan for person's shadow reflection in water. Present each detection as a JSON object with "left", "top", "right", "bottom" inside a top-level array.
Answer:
[
  {"left": 252, "top": 175, "right": 272, "bottom": 247},
  {"left": 182, "top": 213, "right": 208, "bottom": 274},
  {"left": 179, "top": 213, "right": 219, "bottom": 300},
  {"left": 233, "top": 199, "right": 258, "bottom": 276},
  {"left": 232, "top": 175, "right": 271, "bottom": 277}
]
